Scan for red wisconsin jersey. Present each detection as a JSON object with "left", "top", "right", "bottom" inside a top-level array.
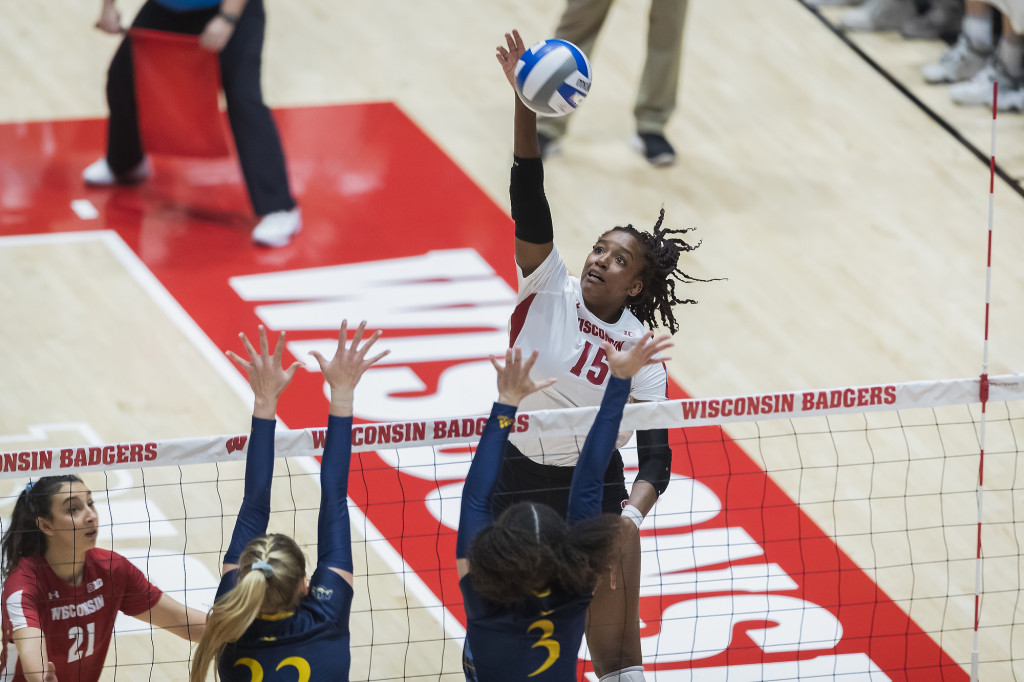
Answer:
[
  {"left": 1, "top": 548, "right": 162, "bottom": 682},
  {"left": 508, "top": 247, "right": 668, "bottom": 466}
]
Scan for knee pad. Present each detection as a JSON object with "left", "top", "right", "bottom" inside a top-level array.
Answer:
[{"left": 599, "top": 666, "right": 645, "bottom": 682}]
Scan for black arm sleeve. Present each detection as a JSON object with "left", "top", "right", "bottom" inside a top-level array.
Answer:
[
  {"left": 510, "top": 155, "right": 554, "bottom": 244},
  {"left": 635, "top": 428, "right": 672, "bottom": 496}
]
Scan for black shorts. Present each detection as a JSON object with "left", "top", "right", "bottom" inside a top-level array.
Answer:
[{"left": 491, "top": 442, "right": 628, "bottom": 517}]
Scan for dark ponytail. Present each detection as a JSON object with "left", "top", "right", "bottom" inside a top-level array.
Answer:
[
  {"left": 2, "top": 476, "right": 83, "bottom": 579},
  {"left": 468, "top": 502, "right": 620, "bottom": 605}
]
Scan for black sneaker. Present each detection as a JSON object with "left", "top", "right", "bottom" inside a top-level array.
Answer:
[
  {"left": 537, "top": 131, "right": 562, "bottom": 160},
  {"left": 631, "top": 132, "right": 676, "bottom": 167}
]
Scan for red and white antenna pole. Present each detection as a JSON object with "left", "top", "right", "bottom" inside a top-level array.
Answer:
[{"left": 970, "top": 80, "right": 997, "bottom": 682}]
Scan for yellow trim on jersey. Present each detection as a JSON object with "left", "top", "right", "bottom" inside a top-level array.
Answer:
[{"left": 257, "top": 611, "right": 294, "bottom": 621}]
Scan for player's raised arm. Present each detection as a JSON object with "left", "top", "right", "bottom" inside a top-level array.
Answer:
[
  {"left": 456, "top": 348, "right": 555, "bottom": 578},
  {"left": 310, "top": 321, "right": 389, "bottom": 585},
  {"left": 223, "top": 326, "right": 302, "bottom": 574},
  {"left": 497, "top": 29, "right": 553, "bottom": 277}
]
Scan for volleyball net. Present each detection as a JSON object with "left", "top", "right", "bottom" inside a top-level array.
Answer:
[{"left": 2, "top": 372, "right": 1022, "bottom": 681}]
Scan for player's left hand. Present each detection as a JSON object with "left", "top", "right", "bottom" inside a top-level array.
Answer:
[
  {"left": 43, "top": 661, "right": 57, "bottom": 682},
  {"left": 199, "top": 14, "right": 235, "bottom": 52},
  {"left": 227, "top": 325, "right": 303, "bottom": 418},
  {"left": 310, "top": 320, "right": 389, "bottom": 393}
]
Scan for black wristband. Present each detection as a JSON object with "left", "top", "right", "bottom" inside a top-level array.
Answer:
[
  {"left": 510, "top": 156, "right": 554, "bottom": 245},
  {"left": 218, "top": 11, "right": 240, "bottom": 24}
]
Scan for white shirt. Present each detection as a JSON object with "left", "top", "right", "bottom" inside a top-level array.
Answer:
[{"left": 508, "top": 248, "right": 668, "bottom": 466}]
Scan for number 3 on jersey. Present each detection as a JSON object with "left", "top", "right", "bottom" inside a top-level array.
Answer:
[
  {"left": 527, "top": 618, "right": 560, "bottom": 677},
  {"left": 569, "top": 341, "right": 609, "bottom": 386},
  {"left": 234, "top": 656, "right": 311, "bottom": 682}
]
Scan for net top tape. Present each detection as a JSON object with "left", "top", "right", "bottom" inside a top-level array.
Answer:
[{"left": 3, "top": 374, "right": 1022, "bottom": 479}]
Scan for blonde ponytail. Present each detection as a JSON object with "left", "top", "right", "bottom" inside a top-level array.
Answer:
[{"left": 190, "top": 534, "right": 306, "bottom": 682}]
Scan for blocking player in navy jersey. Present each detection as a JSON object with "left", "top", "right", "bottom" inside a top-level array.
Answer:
[
  {"left": 0, "top": 476, "right": 206, "bottom": 682},
  {"left": 457, "top": 333, "right": 672, "bottom": 682},
  {"left": 495, "top": 30, "right": 716, "bottom": 681},
  {"left": 190, "top": 321, "right": 387, "bottom": 682}
]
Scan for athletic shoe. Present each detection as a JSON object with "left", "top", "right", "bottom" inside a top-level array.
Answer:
[
  {"left": 841, "top": 0, "right": 916, "bottom": 32},
  {"left": 252, "top": 208, "right": 302, "bottom": 247},
  {"left": 82, "top": 157, "right": 151, "bottom": 186},
  {"left": 631, "top": 133, "right": 676, "bottom": 168},
  {"left": 999, "top": 84, "right": 1024, "bottom": 112},
  {"left": 922, "top": 33, "right": 991, "bottom": 84},
  {"left": 537, "top": 131, "right": 562, "bottom": 160},
  {"left": 899, "top": 0, "right": 963, "bottom": 41},
  {"left": 949, "top": 57, "right": 1023, "bottom": 108}
]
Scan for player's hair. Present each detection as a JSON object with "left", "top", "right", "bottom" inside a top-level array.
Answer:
[
  {"left": 191, "top": 534, "right": 307, "bottom": 682},
  {"left": 1, "top": 475, "right": 84, "bottom": 580},
  {"left": 467, "top": 502, "right": 620, "bottom": 606},
  {"left": 610, "top": 208, "right": 713, "bottom": 335}
]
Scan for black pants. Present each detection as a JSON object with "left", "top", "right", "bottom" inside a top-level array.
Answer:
[
  {"left": 491, "top": 442, "right": 628, "bottom": 518},
  {"left": 105, "top": 0, "right": 295, "bottom": 216}
]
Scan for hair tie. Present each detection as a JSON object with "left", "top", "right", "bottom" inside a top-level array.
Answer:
[
  {"left": 250, "top": 560, "right": 274, "bottom": 577},
  {"left": 24, "top": 481, "right": 34, "bottom": 494}
]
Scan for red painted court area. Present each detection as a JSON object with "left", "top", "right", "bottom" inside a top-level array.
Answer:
[{"left": 0, "top": 105, "right": 965, "bottom": 680}]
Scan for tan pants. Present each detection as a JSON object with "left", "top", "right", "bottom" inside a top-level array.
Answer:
[{"left": 537, "top": 0, "right": 690, "bottom": 140}]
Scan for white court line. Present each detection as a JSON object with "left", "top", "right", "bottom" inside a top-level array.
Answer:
[{"left": 0, "top": 230, "right": 468, "bottom": 649}]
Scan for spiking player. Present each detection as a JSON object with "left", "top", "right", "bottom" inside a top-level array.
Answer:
[
  {"left": 190, "top": 321, "right": 387, "bottom": 682},
  {"left": 495, "top": 29, "right": 716, "bottom": 681},
  {"left": 1, "top": 477, "right": 206, "bottom": 682},
  {"left": 457, "top": 334, "right": 672, "bottom": 681}
]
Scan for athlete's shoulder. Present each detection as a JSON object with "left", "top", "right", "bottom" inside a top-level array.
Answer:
[{"left": 2, "top": 557, "right": 43, "bottom": 597}]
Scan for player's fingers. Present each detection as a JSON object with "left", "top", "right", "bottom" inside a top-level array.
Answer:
[
  {"left": 359, "top": 329, "right": 383, "bottom": 356},
  {"left": 521, "top": 348, "right": 540, "bottom": 374},
  {"left": 258, "top": 325, "right": 270, "bottom": 357},
  {"left": 283, "top": 361, "right": 304, "bottom": 380},
  {"left": 309, "top": 350, "right": 327, "bottom": 371},
  {"left": 225, "top": 350, "right": 250, "bottom": 371},
  {"left": 239, "top": 332, "right": 258, "bottom": 361},
  {"left": 272, "top": 330, "right": 287, "bottom": 364},
  {"left": 350, "top": 320, "right": 367, "bottom": 351},
  {"left": 489, "top": 355, "right": 503, "bottom": 372},
  {"left": 536, "top": 377, "right": 558, "bottom": 390},
  {"left": 365, "top": 349, "right": 390, "bottom": 367}
]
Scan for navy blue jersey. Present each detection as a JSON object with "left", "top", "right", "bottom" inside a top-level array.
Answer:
[
  {"left": 216, "top": 567, "right": 354, "bottom": 682},
  {"left": 460, "top": 573, "right": 592, "bottom": 681}
]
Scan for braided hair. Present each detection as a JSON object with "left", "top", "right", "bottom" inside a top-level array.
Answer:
[
  {"left": 191, "top": 534, "right": 306, "bottom": 682},
  {"left": 1, "top": 475, "right": 83, "bottom": 580},
  {"left": 610, "top": 208, "right": 713, "bottom": 335}
]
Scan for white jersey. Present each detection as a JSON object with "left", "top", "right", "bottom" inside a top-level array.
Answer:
[{"left": 508, "top": 247, "right": 668, "bottom": 466}]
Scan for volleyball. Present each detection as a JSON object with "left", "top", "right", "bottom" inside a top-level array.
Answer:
[{"left": 514, "top": 39, "right": 592, "bottom": 117}]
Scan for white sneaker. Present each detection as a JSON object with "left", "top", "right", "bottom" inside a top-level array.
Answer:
[
  {"left": 922, "top": 33, "right": 991, "bottom": 84},
  {"left": 82, "top": 157, "right": 151, "bottom": 186},
  {"left": 949, "top": 57, "right": 1021, "bottom": 108},
  {"left": 841, "top": 0, "right": 916, "bottom": 32},
  {"left": 1000, "top": 85, "right": 1024, "bottom": 112},
  {"left": 252, "top": 208, "right": 301, "bottom": 247}
]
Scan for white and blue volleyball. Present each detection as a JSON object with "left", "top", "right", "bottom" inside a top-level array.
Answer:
[{"left": 514, "top": 39, "right": 592, "bottom": 117}]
